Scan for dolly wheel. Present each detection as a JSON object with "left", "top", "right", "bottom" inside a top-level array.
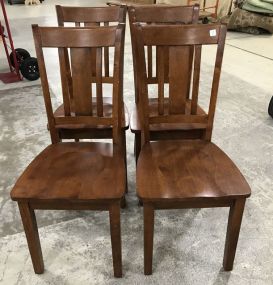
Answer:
[
  {"left": 268, "top": 96, "right": 273, "bottom": 118},
  {"left": 9, "top": 48, "right": 31, "bottom": 67},
  {"left": 20, "top": 57, "right": 40, "bottom": 81}
]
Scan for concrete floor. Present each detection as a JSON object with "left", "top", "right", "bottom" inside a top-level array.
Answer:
[{"left": 0, "top": 0, "right": 273, "bottom": 284}]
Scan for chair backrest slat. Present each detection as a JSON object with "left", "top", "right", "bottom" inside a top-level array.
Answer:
[
  {"left": 140, "top": 24, "right": 221, "bottom": 46},
  {"left": 38, "top": 26, "right": 118, "bottom": 47},
  {"left": 56, "top": 6, "right": 126, "bottom": 24},
  {"left": 169, "top": 46, "right": 191, "bottom": 115},
  {"left": 134, "top": 23, "right": 227, "bottom": 143},
  {"left": 70, "top": 47, "right": 93, "bottom": 116},
  {"left": 129, "top": 5, "right": 199, "bottom": 24},
  {"left": 58, "top": 47, "right": 72, "bottom": 116},
  {"left": 32, "top": 24, "right": 124, "bottom": 145},
  {"left": 104, "top": 22, "right": 110, "bottom": 77},
  {"left": 191, "top": 45, "right": 201, "bottom": 115},
  {"left": 96, "top": 47, "right": 103, "bottom": 117},
  {"left": 147, "top": 45, "right": 153, "bottom": 78},
  {"left": 157, "top": 46, "right": 165, "bottom": 115}
]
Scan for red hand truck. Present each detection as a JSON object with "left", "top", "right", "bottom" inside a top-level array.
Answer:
[{"left": 0, "top": 0, "right": 39, "bottom": 83}]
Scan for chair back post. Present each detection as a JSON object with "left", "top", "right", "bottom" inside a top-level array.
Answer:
[
  {"left": 134, "top": 23, "right": 227, "bottom": 145},
  {"left": 32, "top": 24, "right": 60, "bottom": 144},
  {"left": 134, "top": 23, "right": 150, "bottom": 145},
  {"left": 32, "top": 24, "right": 125, "bottom": 146},
  {"left": 206, "top": 24, "right": 227, "bottom": 140}
]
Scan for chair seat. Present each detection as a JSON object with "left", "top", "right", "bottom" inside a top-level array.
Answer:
[
  {"left": 11, "top": 142, "right": 126, "bottom": 202},
  {"left": 54, "top": 97, "right": 129, "bottom": 130},
  {"left": 130, "top": 98, "right": 206, "bottom": 133},
  {"left": 137, "top": 140, "right": 251, "bottom": 202}
]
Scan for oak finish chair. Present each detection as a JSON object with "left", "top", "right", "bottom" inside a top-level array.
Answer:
[
  {"left": 10, "top": 24, "right": 126, "bottom": 278},
  {"left": 134, "top": 23, "right": 251, "bottom": 275},
  {"left": 128, "top": 5, "right": 205, "bottom": 162}
]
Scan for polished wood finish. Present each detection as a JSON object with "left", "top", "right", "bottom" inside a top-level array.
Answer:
[
  {"left": 135, "top": 23, "right": 251, "bottom": 274},
  {"left": 11, "top": 25, "right": 126, "bottom": 277},
  {"left": 55, "top": 6, "right": 128, "bottom": 192},
  {"left": 137, "top": 141, "right": 251, "bottom": 201},
  {"left": 128, "top": 5, "right": 202, "bottom": 162}
]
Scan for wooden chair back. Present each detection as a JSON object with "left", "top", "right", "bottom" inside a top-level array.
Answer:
[
  {"left": 56, "top": 5, "right": 126, "bottom": 100},
  {"left": 128, "top": 5, "right": 200, "bottom": 102},
  {"left": 32, "top": 24, "right": 125, "bottom": 145},
  {"left": 134, "top": 23, "right": 227, "bottom": 144},
  {"left": 56, "top": 5, "right": 126, "bottom": 26}
]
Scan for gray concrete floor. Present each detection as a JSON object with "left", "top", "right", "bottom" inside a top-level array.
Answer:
[{"left": 0, "top": 1, "right": 273, "bottom": 284}]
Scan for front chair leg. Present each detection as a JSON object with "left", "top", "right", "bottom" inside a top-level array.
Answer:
[
  {"left": 18, "top": 202, "right": 44, "bottom": 274},
  {"left": 109, "top": 202, "right": 122, "bottom": 278},
  {"left": 223, "top": 198, "right": 246, "bottom": 271},
  {"left": 144, "top": 203, "right": 154, "bottom": 275}
]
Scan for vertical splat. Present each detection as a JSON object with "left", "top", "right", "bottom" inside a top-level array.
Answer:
[
  {"left": 169, "top": 46, "right": 191, "bottom": 115},
  {"left": 96, "top": 47, "right": 103, "bottom": 117},
  {"left": 191, "top": 45, "right": 202, "bottom": 115},
  {"left": 157, "top": 46, "right": 165, "bottom": 115},
  {"left": 70, "top": 48, "right": 92, "bottom": 116}
]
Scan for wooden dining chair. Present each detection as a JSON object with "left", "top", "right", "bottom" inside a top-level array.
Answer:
[
  {"left": 55, "top": 5, "right": 129, "bottom": 191},
  {"left": 10, "top": 24, "right": 126, "bottom": 278},
  {"left": 54, "top": 6, "right": 128, "bottom": 142},
  {"left": 134, "top": 23, "right": 251, "bottom": 275},
  {"left": 128, "top": 5, "right": 203, "bottom": 162}
]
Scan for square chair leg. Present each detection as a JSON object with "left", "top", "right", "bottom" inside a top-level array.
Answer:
[
  {"left": 144, "top": 203, "right": 154, "bottom": 275},
  {"left": 223, "top": 198, "right": 246, "bottom": 271},
  {"left": 109, "top": 202, "right": 122, "bottom": 278},
  {"left": 18, "top": 202, "right": 44, "bottom": 274}
]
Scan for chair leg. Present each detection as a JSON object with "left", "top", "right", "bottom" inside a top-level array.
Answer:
[
  {"left": 223, "top": 198, "right": 246, "bottom": 271},
  {"left": 144, "top": 203, "right": 154, "bottom": 275},
  {"left": 122, "top": 129, "right": 128, "bottom": 193},
  {"left": 18, "top": 202, "right": 44, "bottom": 274},
  {"left": 109, "top": 202, "right": 122, "bottom": 278},
  {"left": 134, "top": 133, "right": 141, "bottom": 164},
  {"left": 121, "top": 195, "right": 126, "bottom": 209}
]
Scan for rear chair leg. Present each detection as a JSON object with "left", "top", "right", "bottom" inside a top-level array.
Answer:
[
  {"left": 18, "top": 202, "right": 44, "bottom": 274},
  {"left": 109, "top": 202, "right": 122, "bottom": 278},
  {"left": 122, "top": 129, "right": 128, "bottom": 193},
  {"left": 134, "top": 133, "right": 141, "bottom": 164},
  {"left": 223, "top": 198, "right": 246, "bottom": 271},
  {"left": 144, "top": 203, "right": 154, "bottom": 275}
]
